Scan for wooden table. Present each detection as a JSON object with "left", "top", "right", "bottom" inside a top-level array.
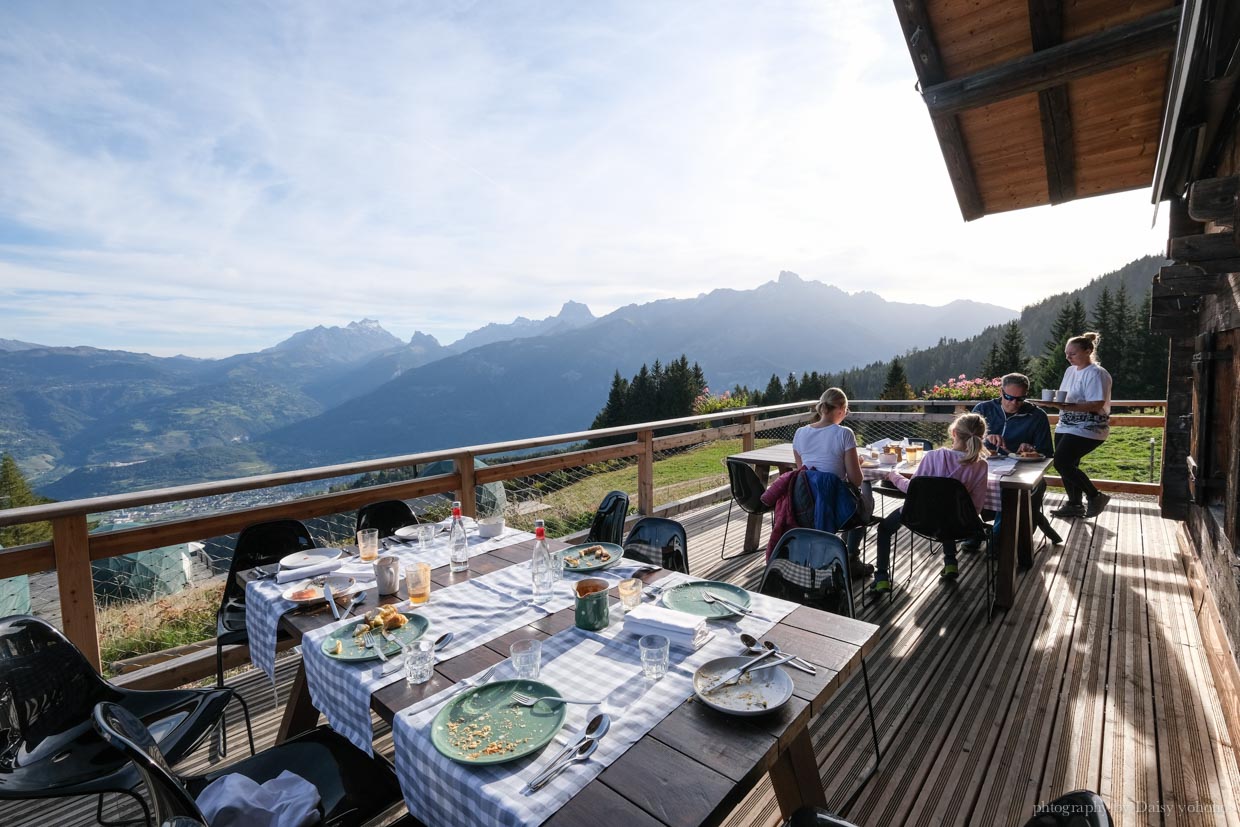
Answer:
[
  {"left": 241, "top": 540, "right": 878, "bottom": 826},
  {"left": 726, "top": 444, "right": 1051, "bottom": 610}
]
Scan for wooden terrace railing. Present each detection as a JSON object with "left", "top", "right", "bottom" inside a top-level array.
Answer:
[{"left": 0, "top": 398, "right": 1165, "bottom": 681}]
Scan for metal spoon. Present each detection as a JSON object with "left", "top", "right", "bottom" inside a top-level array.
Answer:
[
  {"left": 341, "top": 591, "right": 366, "bottom": 619},
  {"left": 432, "top": 632, "right": 453, "bottom": 651},
  {"left": 525, "top": 712, "right": 611, "bottom": 791},
  {"left": 739, "top": 633, "right": 816, "bottom": 675},
  {"left": 528, "top": 738, "right": 599, "bottom": 792}
]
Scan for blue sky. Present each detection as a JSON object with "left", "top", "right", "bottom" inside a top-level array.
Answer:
[{"left": 0, "top": 1, "right": 1167, "bottom": 358}]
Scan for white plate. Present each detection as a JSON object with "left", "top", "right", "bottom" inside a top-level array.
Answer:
[
  {"left": 438, "top": 516, "right": 478, "bottom": 531},
  {"left": 280, "top": 575, "right": 357, "bottom": 604},
  {"left": 393, "top": 526, "right": 420, "bottom": 539},
  {"left": 279, "top": 547, "right": 342, "bottom": 569},
  {"left": 692, "top": 656, "right": 795, "bottom": 716}
]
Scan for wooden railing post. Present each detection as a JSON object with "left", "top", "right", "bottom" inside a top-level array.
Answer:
[
  {"left": 456, "top": 452, "right": 477, "bottom": 517},
  {"left": 742, "top": 414, "right": 756, "bottom": 452},
  {"left": 637, "top": 430, "right": 655, "bottom": 515},
  {"left": 52, "top": 515, "right": 100, "bottom": 671}
]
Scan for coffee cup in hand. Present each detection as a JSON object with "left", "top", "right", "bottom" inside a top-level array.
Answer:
[{"left": 1041, "top": 389, "right": 1055, "bottom": 401}]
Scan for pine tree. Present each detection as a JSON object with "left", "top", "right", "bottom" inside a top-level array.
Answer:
[
  {"left": 1032, "top": 298, "right": 1086, "bottom": 392},
  {"left": 1130, "top": 289, "right": 1169, "bottom": 397},
  {"left": 1110, "top": 283, "right": 1134, "bottom": 385},
  {"left": 763, "top": 374, "right": 784, "bottom": 404},
  {"left": 626, "top": 365, "right": 656, "bottom": 423},
  {"left": 996, "top": 320, "right": 1027, "bottom": 375},
  {"left": 784, "top": 372, "right": 801, "bottom": 401},
  {"left": 590, "top": 372, "right": 630, "bottom": 431},
  {"left": 1091, "top": 287, "right": 1114, "bottom": 360},
  {"left": 980, "top": 341, "right": 1003, "bottom": 379},
  {"left": 0, "top": 454, "right": 51, "bottom": 546},
  {"left": 880, "top": 359, "right": 914, "bottom": 402}
]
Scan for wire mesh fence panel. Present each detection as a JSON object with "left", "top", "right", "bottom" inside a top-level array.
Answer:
[{"left": 496, "top": 452, "right": 640, "bottom": 537}]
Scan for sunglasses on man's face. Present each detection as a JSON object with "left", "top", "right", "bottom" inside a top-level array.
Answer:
[{"left": 1001, "top": 391, "right": 1027, "bottom": 402}]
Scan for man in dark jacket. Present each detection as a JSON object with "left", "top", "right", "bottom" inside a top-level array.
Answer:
[{"left": 971, "top": 373, "right": 1062, "bottom": 546}]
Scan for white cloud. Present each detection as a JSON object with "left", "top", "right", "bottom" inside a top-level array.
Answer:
[{"left": 0, "top": 0, "right": 1167, "bottom": 357}]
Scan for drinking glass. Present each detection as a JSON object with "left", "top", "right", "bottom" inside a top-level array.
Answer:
[
  {"left": 417, "top": 524, "right": 436, "bottom": 552},
  {"left": 405, "top": 562, "right": 431, "bottom": 604},
  {"left": 404, "top": 639, "right": 436, "bottom": 685},
  {"left": 357, "top": 529, "right": 380, "bottom": 562},
  {"left": 639, "top": 634, "right": 669, "bottom": 680},
  {"left": 510, "top": 639, "right": 541, "bottom": 679},
  {"left": 617, "top": 578, "right": 642, "bottom": 612}
]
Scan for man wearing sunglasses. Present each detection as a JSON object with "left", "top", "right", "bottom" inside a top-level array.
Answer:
[{"left": 970, "top": 373, "right": 1062, "bottom": 546}]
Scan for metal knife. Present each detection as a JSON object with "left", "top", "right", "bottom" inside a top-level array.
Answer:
[
  {"left": 702, "top": 653, "right": 799, "bottom": 694},
  {"left": 699, "top": 648, "right": 777, "bottom": 694},
  {"left": 706, "top": 591, "right": 773, "bottom": 622},
  {"left": 323, "top": 583, "right": 342, "bottom": 621}
]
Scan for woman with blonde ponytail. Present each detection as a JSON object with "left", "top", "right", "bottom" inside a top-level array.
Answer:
[{"left": 870, "top": 412, "right": 991, "bottom": 592}]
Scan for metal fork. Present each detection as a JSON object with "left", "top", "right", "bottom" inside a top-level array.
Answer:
[
  {"left": 510, "top": 691, "right": 602, "bottom": 707},
  {"left": 364, "top": 631, "right": 389, "bottom": 663}
]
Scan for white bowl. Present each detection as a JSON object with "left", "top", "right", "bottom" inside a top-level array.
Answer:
[
  {"left": 878, "top": 453, "right": 899, "bottom": 466},
  {"left": 476, "top": 518, "right": 505, "bottom": 538}
]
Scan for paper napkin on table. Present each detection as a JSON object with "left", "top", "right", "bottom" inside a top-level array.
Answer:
[
  {"left": 622, "top": 604, "right": 712, "bottom": 650},
  {"left": 275, "top": 560, "right": 341, "bottom": 583}
]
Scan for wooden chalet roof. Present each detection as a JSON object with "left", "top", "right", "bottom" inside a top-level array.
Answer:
[{"left": 893, "top": 0, "right": 1181, "bottom": 220}]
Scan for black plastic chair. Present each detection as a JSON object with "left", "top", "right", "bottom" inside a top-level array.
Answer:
[
  {"left": 355, "top": 499, "right": 417, "bottom": 537},
  {"left": 0, "top": 615, "right": 250, "bottom": 827},
  {"left": 901, "top": 477, "right": 994, "bottom": 617},
  {"left": 757, "top": 529, "right": 880, "bottom": 808},
  {"left": 587, "top": 490, "right": 629, "bottom": 546},
  {"left": 721, "top": 459, "right": 773, "bottom": 560},
  {"left": 92, "top": 702, "right": 405, "bottom": 827},
  {"left": 623, "top": 517, "right": 689, "bottom": 574},
  {"left": 786, "top": 790, "right": 1112, "bottom": 827},
  {"left": 215, "top": 519, "right": 315, "bottom": 692}
]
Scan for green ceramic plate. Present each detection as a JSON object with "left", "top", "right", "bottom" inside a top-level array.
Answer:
[
  {"left": 430, "top": 679, "right": 566, "bottom": 765},
  {"left": 661, "top": 580, "right": 752, "bottom": 619},
  {"left": 320, "top": 612, "right": 429, "bottom": 662},
  {"left": 559, "top": 542, "right": 624, "bottom": 573}
]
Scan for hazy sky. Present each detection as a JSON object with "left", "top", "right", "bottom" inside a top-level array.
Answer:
[{"left": 0, "top": 1, "right": 1167, "bottom": 358}]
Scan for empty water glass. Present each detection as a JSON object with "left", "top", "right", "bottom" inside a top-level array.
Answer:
[
  {"left": 404, "top": 639, "right": 436, "bottom": 685},
  {"left": 639, "top": 634, "right": 669, "bottom": 680},
  {"left": 510, "top": 639, "right": 541, "bottom": 679},
  {"left": 617, "top": 578, "right": 642, "bottom": 611},
  {"left": 417, "top": 524, "right": 436, "bottom": 551}
]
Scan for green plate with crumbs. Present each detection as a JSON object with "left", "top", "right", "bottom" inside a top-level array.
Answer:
[
  {"left": 559, "top": 542, "right": 624, "bottom": 573},
  {"left": 431, "top": 679, "right": 566, "bottom": 765},
  {"left": 661, "top": 580, "right": 752, "bottom": 619},
  {"left": 320, "top": 613, "right": 429, "bottom": 662}
]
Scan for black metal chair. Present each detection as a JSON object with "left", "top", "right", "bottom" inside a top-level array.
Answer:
[
  {"left": 215, "top": 519, "right": 315, "bottom": 692},
  {"left": 757, "top": 528, "right": 880, "bottom": 809},
  {"left": 587, "top": 490, "right": 629, "bottom": 546},
  {"left": 92, "top": 702, "right": 405, "bottom": 827},
  {"left": 0, "top": 615, "right": 251, "bottom": 827},
  {"left": 785, "top": 790, "right": 1112, "bottom": 827},
  {"left": 901, "top": 477, "right": 995, "bottom": 617},
  {"left": 355, "top": 499, "right": 417, "bottom": 537},
  {"left": 720, "top": 459, "right": 773, "bottom": 559},
  {"left": 623, "top": 517, "right": 689, "bottom": 574}
]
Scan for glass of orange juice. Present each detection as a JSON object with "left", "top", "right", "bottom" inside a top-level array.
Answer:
[{"left": 405, "top": 562, "right": 431, "bottom": 604}]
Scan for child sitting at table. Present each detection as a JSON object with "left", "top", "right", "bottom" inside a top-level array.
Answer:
[{"left": 871, "top": 412, "right": 989, "bottom": 593}]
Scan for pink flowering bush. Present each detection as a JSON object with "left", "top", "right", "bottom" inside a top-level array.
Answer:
[
  {"left": 921, "top": 374, "right": 1003, "bottom": 401},
  {"left": 693, "top": 387, "right": 749, "bottom": 415}
]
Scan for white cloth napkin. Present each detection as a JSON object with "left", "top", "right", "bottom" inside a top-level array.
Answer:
[
  {"left": 336, "top": 560, "right": 378, "bottom": 581},
  {"left": 196, "top": 770, "right": 320, "bottom": 827},
  {"left": 622, "top": 604, "right": 711, "bottom": 650},
  {"left": 275, "top": 560, "right": 341, "bottom": 583}
]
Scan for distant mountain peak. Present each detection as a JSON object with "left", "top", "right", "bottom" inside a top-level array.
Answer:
[
  {"left": 777, "top": 270, "right": 803, "bottom": 284},
  {"left": 556, "top": 301, "right": 594, "bottom": 324},
  {"left": 408, "top": 331, "right": 441, "bottom": 348},
  {"left": 445, "top": 301, "right": 596, "bottom": 353},
  {"left": 266, "top": 320, "right": 402, "bottom": 362}
]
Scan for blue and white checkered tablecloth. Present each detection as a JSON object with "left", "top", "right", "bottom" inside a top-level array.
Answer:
[
  {"left": 301, "top": 557, "right": 587, "bottom": 755},
  {"left": 391, "top": 572, "right": 799, "bottom": 827},
  {"left": 243, "top": 528, "right": 533, "bottom": 683}
]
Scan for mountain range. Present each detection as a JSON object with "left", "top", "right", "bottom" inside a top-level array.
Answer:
[{"left": 1, "top": 274, "right": 1018, "bottom": 499}]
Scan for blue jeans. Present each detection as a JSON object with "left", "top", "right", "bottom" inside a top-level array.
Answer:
[{"left": 874, "top": 506, "right": 958, "bottom": 582}]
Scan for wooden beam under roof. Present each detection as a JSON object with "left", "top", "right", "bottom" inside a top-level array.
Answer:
[
  {"left": 923, "top": 6, "right": 1180, "bottom": 117},
  {"left": 1029, "top": 0, "right": 1075, "bottom": 204},
  {"left": 892, "top": 0, "right": 984, "bottom": 221}
]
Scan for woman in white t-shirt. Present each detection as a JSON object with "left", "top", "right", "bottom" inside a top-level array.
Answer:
[
  {"left": 1036, "top": 331, "right": 1112, "bottom": 519},
  {"left": 792, "top": 387, "right": 873, "bottom": 577}
]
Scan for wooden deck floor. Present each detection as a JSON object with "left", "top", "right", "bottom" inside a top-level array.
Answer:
[{"left": 5, "top": 494, "right": 1237, "bottom": 827}]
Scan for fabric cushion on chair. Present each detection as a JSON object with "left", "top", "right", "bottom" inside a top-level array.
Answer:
[
  {"left": 623, "top": 517, "right": 689, "bottom": 574},
  {"left": 94, "top": 702, "right": 404, "bottom": 827},
  {"left": 0, "top": 615, "right": 238, "bottom": 811}
]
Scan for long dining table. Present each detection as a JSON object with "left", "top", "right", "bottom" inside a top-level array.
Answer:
[
  {"left": 239, "top": 535, "right": 879, "bottom": 827},
  {"left": 725, "top": 443, "right": 1051, "bottom": 610}
]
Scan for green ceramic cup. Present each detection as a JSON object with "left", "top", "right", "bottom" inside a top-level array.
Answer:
[{"left": 574, "top": 578, "right": 610, "bottom": 631}]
